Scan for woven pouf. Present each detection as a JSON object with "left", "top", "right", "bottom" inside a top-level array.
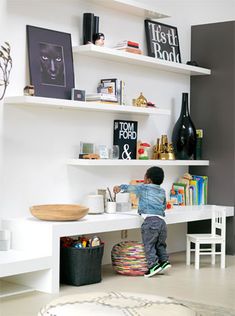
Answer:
[{"left": 111, "top": 241, "right": 148, "bottom": 276}]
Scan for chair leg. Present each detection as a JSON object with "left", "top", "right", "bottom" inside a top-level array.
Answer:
[
  {"left": 186, "top": 238, "right": 191, "bottom": 265},
  {"left": 211, "top": 244, "right": 216, "bottom": 265},
  {"left": 221, "top": 242, "right": 226, "bottom": 269},
  {"left": 195, "top": 242, "right": 200, "bottom": 269}
]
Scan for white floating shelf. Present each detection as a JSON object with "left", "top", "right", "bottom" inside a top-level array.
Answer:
[
  {"left": 67, "top": 159, "right": 210, "bottom": 167},
  {"left": 4, "top": 96, "right": 170, "bottom": 116},
  {"left": 88, "top": 0, "right": 169, "bottom": 19},
  {"left": 74, "top": 44, "right": 211, "bottom": 76},
  {"left": 0, "top": 249, "right": 52, "bottom": 278}
]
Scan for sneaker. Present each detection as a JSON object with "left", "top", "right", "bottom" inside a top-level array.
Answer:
[
  {"left": 144, "top": 263, "right": 162, "bottom": 278},
  {"left": 159, "top": 261, "right": 171, "bottom": 273}
]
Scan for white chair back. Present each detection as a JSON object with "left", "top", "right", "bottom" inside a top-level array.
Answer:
[{"left": 211, "top": 206, "right": 226, "bottom": 239}]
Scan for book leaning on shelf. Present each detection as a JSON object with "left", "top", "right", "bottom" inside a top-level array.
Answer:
[
  {"left": 171, "top": 173, "right": 208, "bottom": 206},
  {"left": 171, "top": 183, "right": 187, "bottom": 206},
  {"left": 191, "top": 175, "right": 208, "bottom": 205}
]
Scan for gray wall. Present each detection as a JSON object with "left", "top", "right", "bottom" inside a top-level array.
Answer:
[{"left": 189, "top": 21, "right": 235, "bottom": 254}]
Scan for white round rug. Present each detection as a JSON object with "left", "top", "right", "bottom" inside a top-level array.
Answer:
[{"left": 39, "top": 291, "right": 196, "bottom": 315}]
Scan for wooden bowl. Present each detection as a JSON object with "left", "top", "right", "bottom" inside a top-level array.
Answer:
[{"left": 30, "top": 204, "right": 89, "bottom": 221}]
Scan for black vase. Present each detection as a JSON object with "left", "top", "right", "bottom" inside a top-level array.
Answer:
[{"left": 172, "top": 93, "right": 196, "bottom": 160}]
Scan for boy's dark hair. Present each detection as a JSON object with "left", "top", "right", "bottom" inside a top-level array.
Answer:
[{"left": 146, "top": 166, "right": 164, "bottom": 185}]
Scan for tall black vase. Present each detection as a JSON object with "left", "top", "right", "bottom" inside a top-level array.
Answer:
[{"left": 172, "top": 93, "right": 196, "bottom": 160}]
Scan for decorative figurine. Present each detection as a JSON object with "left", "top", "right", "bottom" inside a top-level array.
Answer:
[
  {"left": 137, "top": 141, "right": 151, "bottom": 159},
  {"left": 152, "top": 135, "right": 175, "bottom": 160},
  {"left": 135, "top": 92, "right": 147, "bottom": 107},
  {"left": 24, "top": 85, "right": 35, "bottom": 96},
  {"left": 93, "top": 33, "right": 105, "bottom": 46},
  {"left": 152, "top": 138, "right": 160, "bottom": 159},
  {"left": 167, "top": 143, "right": 175, "bottom": 160}
]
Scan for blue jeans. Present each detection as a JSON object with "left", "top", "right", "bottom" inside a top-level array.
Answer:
[{"left": 141, "top": 216, "right": 168, "bottom": 268}]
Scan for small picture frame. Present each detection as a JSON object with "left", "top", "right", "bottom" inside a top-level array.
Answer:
[
  {"left": 80, "top": 142, "right": 95, "bottom": 155},
  {"left": 98, "top": 145, "right": 109, "bottom": 159},
  {"left": 71, "top": 89, "right": 85, "bottom": 101},
  {"left": 145, "top": 20, "right": 181, "bottom": 63}
]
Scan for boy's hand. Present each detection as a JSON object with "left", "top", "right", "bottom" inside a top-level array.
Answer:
[{"left": 113, "top": 186, "right": 121, "bottom": 194}]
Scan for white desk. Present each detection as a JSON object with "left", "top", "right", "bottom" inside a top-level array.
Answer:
[{"left": 1, "top": 205, "right": 234, "bottom": 295}]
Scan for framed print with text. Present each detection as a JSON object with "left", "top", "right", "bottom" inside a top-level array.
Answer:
[{"left": 145, "top": 20, "right": 181, "bottom": 63}]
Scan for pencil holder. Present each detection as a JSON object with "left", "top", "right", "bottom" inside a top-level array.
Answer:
[{"left": 106, "top": 201, "right": 116, "bottom": 213}]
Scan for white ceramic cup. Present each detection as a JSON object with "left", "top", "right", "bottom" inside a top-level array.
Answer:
[
  {"left": 106, "top": 201, "right": 117, "bottom": 214},
  {"left": 87, "top": 195, "right": 104, "bottom": 214}
]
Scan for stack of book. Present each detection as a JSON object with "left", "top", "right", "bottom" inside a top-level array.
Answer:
[
  {"left": 170, "top": 173, "right": 208, "bottom": 206},
  {"left": 86, "top": 93, "right": 118, "bottom": 103},
  {"left": 113, "top": 40, "right": 142, "bottom": 54},
  {"left": 87, "top": 78, "right": 125, "bottom": 105}
]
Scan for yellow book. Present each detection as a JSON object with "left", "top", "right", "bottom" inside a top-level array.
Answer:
[{"left": 189, "top": 180, "right": 198, "bottom": 205}]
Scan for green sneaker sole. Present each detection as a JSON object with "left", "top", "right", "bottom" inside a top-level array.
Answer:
[
  {"left": 160, "top": 264, "right": 171, "bottom": 273},
  {"left": 144, "top": 265, "right": 162, "bottom": 278}
]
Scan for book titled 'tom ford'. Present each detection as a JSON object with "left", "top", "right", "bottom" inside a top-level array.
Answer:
[{"left": 113, "top": 120, "right": 138, "bottom": 160}]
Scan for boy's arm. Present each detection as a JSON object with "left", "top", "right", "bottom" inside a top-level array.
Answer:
[{"left": 119, "top": 184, "right": 144, "bottom": 196}]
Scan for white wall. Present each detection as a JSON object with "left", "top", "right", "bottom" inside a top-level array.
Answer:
[{"left": 0, "top": 0, "right": 234, "bottom": 254}]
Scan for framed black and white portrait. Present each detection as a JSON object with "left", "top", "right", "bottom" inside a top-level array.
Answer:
[
  {"left": 145, "top": 20, "right": 181, "bottom": 63},
  {"left": 27, "top": 25, "right": 75, "bottom": 99}
]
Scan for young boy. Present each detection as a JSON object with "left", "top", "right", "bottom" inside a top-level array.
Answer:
[{"left": 113, "top": 166, "right": 171, "bottom": 277}]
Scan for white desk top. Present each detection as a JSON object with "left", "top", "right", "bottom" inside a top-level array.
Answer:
[{"left": 3, "top": 205, "right": 234, "bottom": 238}]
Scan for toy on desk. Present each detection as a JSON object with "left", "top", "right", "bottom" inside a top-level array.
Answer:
[{"left": 166, "top": 200, "right": 174, "bottom": 209}]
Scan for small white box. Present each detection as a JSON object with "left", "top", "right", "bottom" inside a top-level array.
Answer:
[
  {"left": 0, "top": 230, "right": 11, "bottom": 251},
  {"left": 116, "top": 202, "right": 132, "bottom": 212}
]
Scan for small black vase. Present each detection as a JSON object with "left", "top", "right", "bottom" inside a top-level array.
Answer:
[{"left": 172, "top": 93, "right": 196, "bottom": 160}]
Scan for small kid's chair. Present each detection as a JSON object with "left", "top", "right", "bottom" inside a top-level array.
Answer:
[{"left": 186, "top": 206, "right": 226, "bottom": 269}]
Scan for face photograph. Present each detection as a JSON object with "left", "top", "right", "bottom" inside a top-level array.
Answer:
[
  {"left": 39, "top": 42, "right": 65, "bottom": 86},
  {"left": 27, "top": 25, "right": 74, "bottom": 99}
]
